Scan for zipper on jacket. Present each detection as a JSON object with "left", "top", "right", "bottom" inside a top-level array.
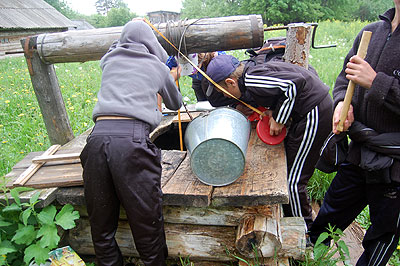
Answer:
[{"left": 387, "top": 33, "right": 392, "bottom": 41}]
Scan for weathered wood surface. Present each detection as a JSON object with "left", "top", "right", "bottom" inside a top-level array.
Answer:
[
  {"left": 69, "top": 218, "right": 236, "bottom": 262},
  {"left": 283, "top": 23, "right": 312, "bottom": 69},
  {"left": 212, "top": 125, "right": 288, "bottom": 206},
  {"left": 21, "top": 38, "right": 74, "bottom": 144},
  {"left": 75, "top": 204, "right": 277, "bottom": 227},
  {"left": 0, "top": 187, "right": 58, "bottom": 209},
  {"left": 277, "top": 217, "right": 306, "bottom": 260},
  {"left": 35, "top": 15, "right": 264, "bottom": 64}
]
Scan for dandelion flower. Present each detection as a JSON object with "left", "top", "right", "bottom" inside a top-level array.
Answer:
[
  {"left": 2, "top": 140, "right": 8, "bottom": 144},
  {"left": 38, "top": 143, "right": 44, "bottom": 146},
  {"left": 5, "top": 100, "right": 10, "bottom": 104}
]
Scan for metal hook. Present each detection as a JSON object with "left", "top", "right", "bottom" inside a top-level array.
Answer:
[
  {"left": 309, "top": 23, "right": 337, "bottom": 49},
  {"left": 264, "top": 23, "right": 336, "bottom": 49}
]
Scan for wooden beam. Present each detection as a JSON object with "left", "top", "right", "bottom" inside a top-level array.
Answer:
[
  {"left": 36, "top": 15, "right": 264, "bottom": 64},
  {"left": 21, "top": 37, "right": 74, "bottom": 145}
]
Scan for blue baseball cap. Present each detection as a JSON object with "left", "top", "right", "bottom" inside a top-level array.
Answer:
[{"left": 205, "top": 54, "right": 240, "bottom": 97}]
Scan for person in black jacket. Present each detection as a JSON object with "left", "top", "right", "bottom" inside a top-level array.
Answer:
[
  {"left": 309, "top": 1, "right": 400, "bottom": 265},
  {"left": 206, "top": 54, "right": 333, "bottom": 231}
]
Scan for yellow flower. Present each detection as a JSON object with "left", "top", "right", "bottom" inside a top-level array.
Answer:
[
  {"left": 69, "top": 106, "right": 74, "bottom": 110},
  {"left": 20, "top": 151, "right": 24, "bottom": 154},
  {"left": 71, "top": 95, "right": 77, "bottom": 98},
  {"left": 85, "top": 100, "right": 91, "bottom": 103},
  {"left": 397, "top": 245, "right": 400, "bottom": 250},
  {"left": 4, "top": 100, "right": 10, "bottom": 104},
  {"left": 0, "top": 125, "right": 3, "bottom": 127},
  {"left": 18, "top": 113, "right": 25, "bottom": 117},
  {"left": 2, "top": 140, "right": 8, "bottom": 144},
  {"left": 38, "top": 143, "right": 44, "bottom": 146}
]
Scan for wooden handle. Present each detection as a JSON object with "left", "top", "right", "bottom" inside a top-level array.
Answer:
[{"left": 336, "top": 31, "right": 372, "bottom": 132}]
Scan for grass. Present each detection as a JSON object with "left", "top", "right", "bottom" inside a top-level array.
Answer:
[{"left": 1, "top": 20, "right": 399, "bottom": 264}]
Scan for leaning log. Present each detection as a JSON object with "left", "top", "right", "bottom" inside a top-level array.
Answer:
[{"left": 36, "top": 15, "right": 264, "bottom": 64}]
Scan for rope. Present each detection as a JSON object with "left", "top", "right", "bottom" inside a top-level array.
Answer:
[{"left": 143, "top": 18, "right": 265, "bottom": 117}]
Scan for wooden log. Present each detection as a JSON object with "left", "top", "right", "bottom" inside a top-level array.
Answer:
[
  {"left": 235, "top": 209, "right": 281, "bottom": 258},
  {"left": 74, "top": 204, "right": 277, "bottom": 227},
  {"left": 36, "top": 15, "right": 264, "bottom": 64},
  {"left": 277, "top": 217, "right": 306, "bottom": 260},
  {"left": 69, "top": 218, "right": 236, "bottom": 262},
  {"left": 283, "top": 23, "right": 312, "bottom": 69},
  {"left": 238, "top": 257, "right": 289, "bottom": 266},
  {"left": 21, "top": 37, "right": 74, "bottom": 145}
]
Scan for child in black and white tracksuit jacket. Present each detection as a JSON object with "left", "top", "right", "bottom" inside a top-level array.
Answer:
[{"left": 206, "top": 54, "right": 333, "bottom": 230}]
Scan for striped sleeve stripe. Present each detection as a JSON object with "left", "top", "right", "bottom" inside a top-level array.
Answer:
[{"left": 245, "top": 73, "right": 297, "bottom": 124}]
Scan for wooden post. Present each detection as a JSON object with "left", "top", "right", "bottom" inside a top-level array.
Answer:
[
  {"left": 21, "top": 37, "right": 74, "bottom": 145},
  {"left": 36, "top": 15, "right": 264, "bottom": 64},
  {"left": 283, "top": 23, "right": 312, "bottom": 69}
]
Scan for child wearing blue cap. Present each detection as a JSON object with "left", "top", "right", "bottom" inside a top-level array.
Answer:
[{"left": 206, "top": 54, "right": 333, "bottom": 232}]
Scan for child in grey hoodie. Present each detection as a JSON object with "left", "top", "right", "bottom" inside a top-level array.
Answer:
[{"left": 80, "top": 20, "right": 182, "bottom": 266}]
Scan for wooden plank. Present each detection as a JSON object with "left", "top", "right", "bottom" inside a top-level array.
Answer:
[
  {"left": 69, "top": 218, "right": 236, "bottom": 262},
  {"left": 0, "top": 188, "right": 58, "bottom": 208},
  {"left": 13, "top": 144, "right": 61, "bottom": 186},
  {"left": 32, "top": 153, "right": 80, "bottom": 163},
  {"left": 162, "top": 156, "right": 213, "bottom": 207},
  {"left": 211, "top": 126, "right": 289, "bottom": 206}
]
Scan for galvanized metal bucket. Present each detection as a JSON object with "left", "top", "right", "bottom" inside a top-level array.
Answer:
[{"left": 184, "top": 107, "right": 251, "bottom": 186}]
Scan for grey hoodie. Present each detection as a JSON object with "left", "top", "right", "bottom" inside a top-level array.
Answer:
[{"left": 92, "top": 20, "right": 182, "bottom": 130}]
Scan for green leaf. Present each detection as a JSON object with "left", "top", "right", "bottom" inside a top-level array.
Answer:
[
  {"left": 22, "top": 208, "right": 32, "bottom": 226},
  {"left": 2, "top": 203, "right": 21, "bottom": 213},
  {"left": 337, "top": 239, "right": 350, "bottom": 257},
  {"left": 10, "top": 187, "right": 34, "bottom": 206},
  {"left": 0, "top": 220, "right": 12, "bottom": 227},
  {"left": 38, "top": 205, "right": 57, "bottom": 225},
  {"left": 11, "top": 225, "right": 36, "bottom": 245},
  {"left": 0, "top": 240, "right": 17, "bottom": 255},
  {"left": 315, "top": 232, "right": 330, "bottom": 247},
  {"left": 24, "top": 243, "right": 50, "bottom": 265},
  {"left": 37, "top": 224, "right": 59, "bottom": 249},
  {"left": 55, "top": 204, "right": 80, "bottom": 230},
  {"left": 29, "top": 191, "right": 41, "bottom": 206},
  {"left": 313, "top": 243, "right": 329, "bottom": 261}
]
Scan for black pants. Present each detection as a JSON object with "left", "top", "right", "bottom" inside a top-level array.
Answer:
[
  {"left": 309, "top": 162, "right": 400, "bottom": 266},
  {"left": 80, "top": 119, "right": 168, "bottom": 266},
  {"left": 282, "top": 94, "right": 333, "bottom": 230}
]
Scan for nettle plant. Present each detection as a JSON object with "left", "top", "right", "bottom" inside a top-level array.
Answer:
[{"left": 0, "top": 186, "right": 80, "bottom": 266}]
